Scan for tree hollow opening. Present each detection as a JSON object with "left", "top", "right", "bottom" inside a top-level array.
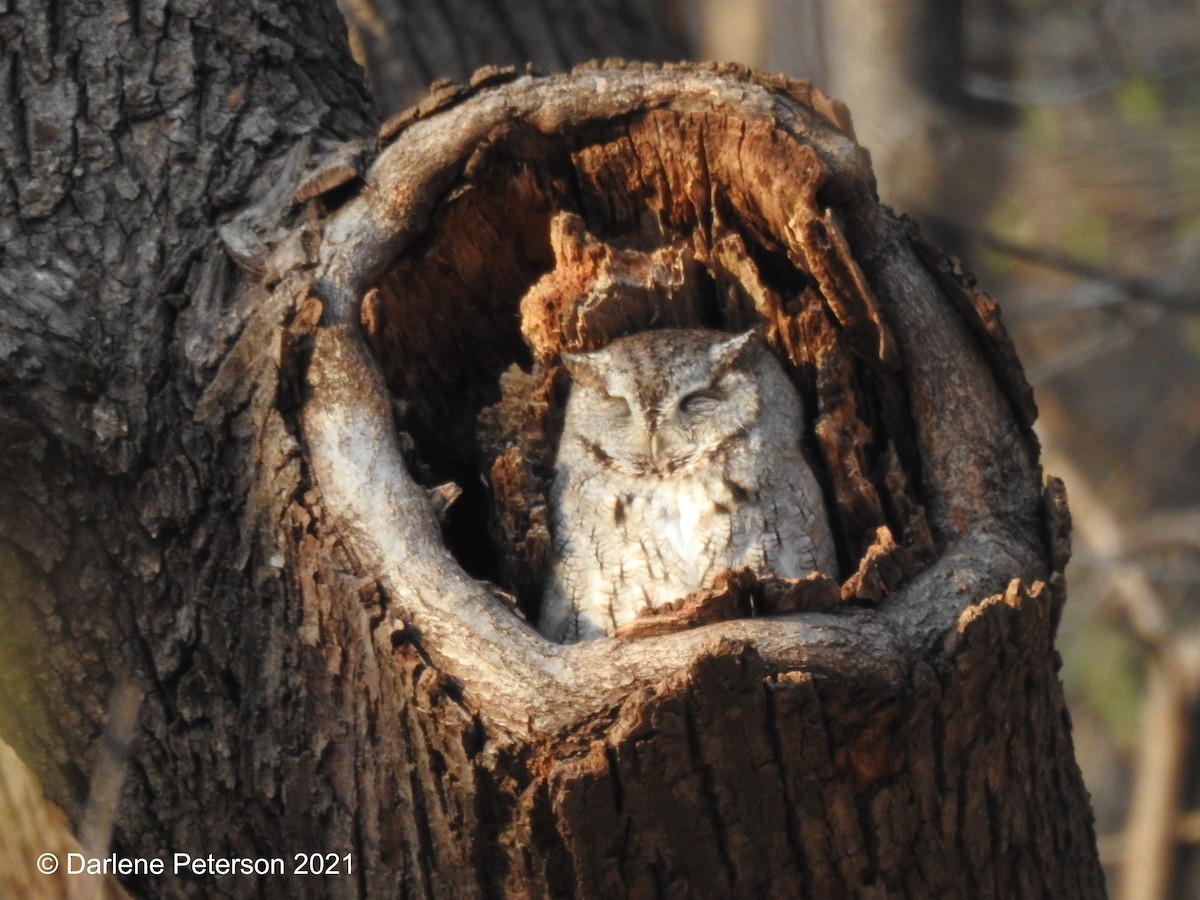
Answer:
[{"left": 358, "top": 101, "right": 935, "bottom": 626}]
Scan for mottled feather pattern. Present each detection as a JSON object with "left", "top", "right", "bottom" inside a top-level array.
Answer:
[{"left": 539, "top": 329, "right": 838, "bottom": 643}]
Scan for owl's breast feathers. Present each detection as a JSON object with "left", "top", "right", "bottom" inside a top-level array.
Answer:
[
  {"left": 574, "top": 460, "right": 754, "bottom": 581},
  {"left": 540, "top": 328, "right": 836, "bottom": 643}
]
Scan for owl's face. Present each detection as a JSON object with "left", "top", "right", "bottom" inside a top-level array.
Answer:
[{"left": 561, "top": 330, "right": 764, "bottom": 477}]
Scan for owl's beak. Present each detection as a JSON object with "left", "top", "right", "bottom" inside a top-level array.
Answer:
[{"left": 649, "top": 430, "right": 666, "bottom": 471}]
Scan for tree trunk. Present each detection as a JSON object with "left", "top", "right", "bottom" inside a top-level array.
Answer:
[{"left": 0, "top": 2, "right": 1103, "bottom": 899}]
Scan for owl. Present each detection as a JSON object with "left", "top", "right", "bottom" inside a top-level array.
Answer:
[{"left": 539, "top": 328, "right": 838, "bottom": 643}]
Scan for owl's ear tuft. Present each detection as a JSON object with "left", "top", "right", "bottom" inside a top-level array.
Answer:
[
  {"left": 710, "top": 329, "right": 760, "bottom": 372},
  {"left": 560, "top": 348, "right": 610, "bottom": 392}
]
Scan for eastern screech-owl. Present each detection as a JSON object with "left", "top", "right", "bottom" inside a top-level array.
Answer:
[{"left": 539, "top": 328, "right": 838, "bottom": 643}]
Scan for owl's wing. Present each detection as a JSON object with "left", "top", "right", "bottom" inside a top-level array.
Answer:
[{"left": 731, "top": 444, "right": 838, "bottom": 579}]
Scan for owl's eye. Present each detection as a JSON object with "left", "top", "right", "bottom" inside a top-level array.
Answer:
[
  {"left": 679, "top": 388, "right": 724, "bottom": 415},
  {"left": 602, "top": 394, "right": 632, "bottom": 419}
]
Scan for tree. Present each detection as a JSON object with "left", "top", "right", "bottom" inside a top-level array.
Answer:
[{"left": 1, "top": 1, "right": 1104, "bottom": 897}]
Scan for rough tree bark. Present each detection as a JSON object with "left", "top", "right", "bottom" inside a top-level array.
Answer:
[{"left": 0, "top": 2, "right": 1103, "bottom": 899}]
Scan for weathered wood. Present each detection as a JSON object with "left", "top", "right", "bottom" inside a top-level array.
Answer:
[{"left": 294, "top": 62, "right": 1102, "bottom": 896}]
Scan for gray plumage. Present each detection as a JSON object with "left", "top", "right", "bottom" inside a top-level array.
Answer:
[{"left": 539, "top": 328, "right": 838, "bottom": 643}]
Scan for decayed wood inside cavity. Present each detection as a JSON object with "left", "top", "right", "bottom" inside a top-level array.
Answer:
[{"left": 359, "top": 107, "right": 935, "bottom": 621}]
